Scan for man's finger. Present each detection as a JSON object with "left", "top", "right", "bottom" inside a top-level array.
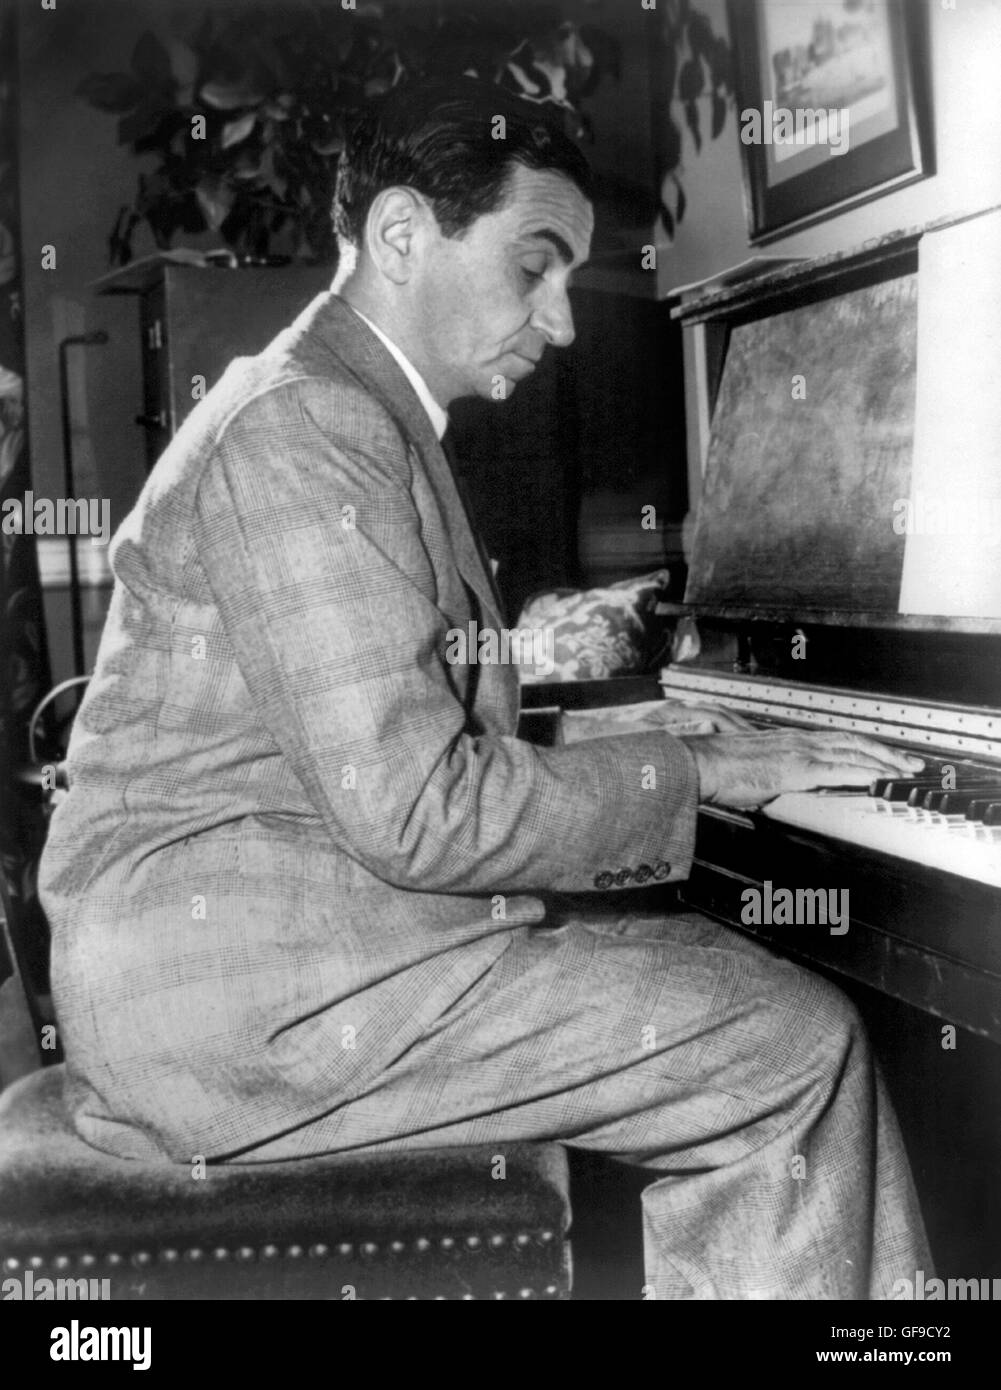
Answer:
[
  {"left": 840, "top": 733, "right": 924, "bottom": 770},
  {"left": 791, "top": 731, "right": 923, "bottom": 773},
  {"left": 686, "top": 704, "right": 756, "bottom": 733},
  {"left": 800, "top": 758, "right": 918, "bottom": 789}
]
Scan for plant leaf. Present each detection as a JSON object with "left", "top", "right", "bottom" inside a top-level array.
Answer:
[
  {"left": 659, "top": 203, "right": 675, "bottom": 240},
  {"left": 201, "top": 79, "right": 265, "bottom": 111},
  {"left": 675, "top": 180, "right": 687, "bottom": 226},
  {"left": 711, "top": 92, "right": 727, "bottom": 140},
  {"left": 221, "top": 112, "right": 257, "bottom": 149},
  {"left": 684, "top": 98, "right": 701, "bottom": 152},
  {"left": 76, "top": 73, "right": 144, "bottom": 113},
  {"left": 261, "top": 96, "right": 294, "bottom": 121},
  {"left": 505, "top": 42, "right": 551, "bottom": 100},
  {"left": 711, "top": 38, "right": 733, "bottom": 94},
  {"left": 687, "top": 12, "right": 714, "bottom": 61},
  {"left": 678, "top": 57, "right": 704, "bottom": 103},
  {"left": 311, "top": 134, "right": 344, "bottom": 157},
  {"left": 195, "top": 176, "right": 235, "bottom": 231}
]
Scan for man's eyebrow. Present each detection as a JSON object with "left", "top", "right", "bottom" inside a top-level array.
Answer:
[{"left": 526, "top": 229, "right": 576, "bottom": 265}]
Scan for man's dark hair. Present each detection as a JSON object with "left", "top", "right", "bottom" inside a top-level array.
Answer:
[{"left": 333, "top": 78, "right": 592, "bottom": 250}]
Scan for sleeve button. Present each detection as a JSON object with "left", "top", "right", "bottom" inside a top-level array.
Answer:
[
  {"left": 634, "top": 864, "right": 653, "bottom": 884},
  {"left": 594, "top": 870, "right": 614, "bottom": 890},
  {"left": 614, "top": 867, "right": 633, "bottom": 886},
  {"left": 653, "top": 861, "right": 671, "bottom": 881}
]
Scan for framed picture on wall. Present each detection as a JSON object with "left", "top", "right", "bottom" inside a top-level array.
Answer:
[{"left": 727, "top": 0, "right": 931, "bottom": 242}]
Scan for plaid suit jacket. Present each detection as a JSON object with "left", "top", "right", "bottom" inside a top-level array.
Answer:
[{"left": 38, "top": 292, "right": 700, "bottom": 1160}]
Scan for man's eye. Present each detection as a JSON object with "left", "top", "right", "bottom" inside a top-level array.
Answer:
[{"left": 520, "top": 265, "right": 545, "bottom": 285}]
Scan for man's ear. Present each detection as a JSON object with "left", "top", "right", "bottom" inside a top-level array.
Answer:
[{"left": 363, "top": 186, "right": 431, "bottom": 286}]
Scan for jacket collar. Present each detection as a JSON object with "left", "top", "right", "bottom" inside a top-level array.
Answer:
[
  {"left": 298, "top": 292, "right": 503, "bottom": 629},
  {"left": 348, "top": 305, "right": 450, "bottom": 442}
]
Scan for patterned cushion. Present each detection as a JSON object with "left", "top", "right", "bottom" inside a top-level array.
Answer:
[{"left": 518, "top": 569, "right": 674, "bottom": 684}]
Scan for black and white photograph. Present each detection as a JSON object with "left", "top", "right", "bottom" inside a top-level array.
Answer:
[
  {"left": 729, "top": 0, "right": 930, "bottom": 238},
  {"left": 0, "top": 0, "right": 999, "bottom": 1359}
]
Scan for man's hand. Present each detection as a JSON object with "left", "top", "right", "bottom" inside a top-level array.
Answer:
[{"left": 681, "top": 728, "right": 925, "bottom": 811}]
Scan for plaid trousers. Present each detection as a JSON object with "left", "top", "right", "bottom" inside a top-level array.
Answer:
[{"left": 241, "top": 907, "right": 931, "bottom": 1300}]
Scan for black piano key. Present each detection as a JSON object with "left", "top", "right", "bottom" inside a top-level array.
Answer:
[
  {"left": 966, "top": 800, "right": 1001, "bottom": 822},
  {"left": 934, "top": 786, "right": 1001, "bottom": 815},
  {"left": 914, "top": 761, "right": 1001, "bottom": 789},
  {"left": 983, "top": 805, "right": 1001, "bottom": 826},
  {"left": 875, "top": 779, "right": 947, "bottom": 801},
  {"left": 870, "top": 777, "right": 915, "bottom": 797},
  {"left": 874, "top": 771, "right": 1001, "bottom": 801}
]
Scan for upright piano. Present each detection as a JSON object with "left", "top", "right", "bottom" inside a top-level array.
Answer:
[{"left": 660, "top": 209, "right": 1001, "bottom": 1048}]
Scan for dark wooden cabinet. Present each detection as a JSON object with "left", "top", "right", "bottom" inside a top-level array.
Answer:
[{"left": 99, "top": 261, "right": 333, "bottom": 470}]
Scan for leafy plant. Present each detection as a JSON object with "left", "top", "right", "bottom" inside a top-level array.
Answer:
[
  {"left": 652, "top": 0, "right": 734, "bottom": 239},
  {"left": 79, "top": 0, "right": 730, "bottom": 266}
]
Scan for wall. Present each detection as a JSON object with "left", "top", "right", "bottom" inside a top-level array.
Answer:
[
  {"left": 654, "top": 0, "right": 1001, "bottom": 293},
  {"left": 17, "top": 0, "right": 202, "bottom": 688}
]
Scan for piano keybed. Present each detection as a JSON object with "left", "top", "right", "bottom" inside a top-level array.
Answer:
[
  {"left": 659, "top": 666, "right": 1001, "bottom": 1040},
  {"left": 660, "top": 667, "right": 1001, "bottom": 891}
]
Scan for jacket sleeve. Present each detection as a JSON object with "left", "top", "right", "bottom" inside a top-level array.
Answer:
[{"left": 192, "top": 378, "right": 700, "bottom": 895}]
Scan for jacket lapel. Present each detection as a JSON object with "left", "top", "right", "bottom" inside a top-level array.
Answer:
[{"left": 297, "top": 293, "right": 504, "bottom": 631}]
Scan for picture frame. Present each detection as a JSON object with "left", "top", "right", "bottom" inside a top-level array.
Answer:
[{"left": 726, "top": 0, "right": 931, "bottom": 242}]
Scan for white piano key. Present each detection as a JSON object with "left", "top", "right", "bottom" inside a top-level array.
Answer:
[{"left": 760, "top": 793, "right": 1001, "bottom": 889}]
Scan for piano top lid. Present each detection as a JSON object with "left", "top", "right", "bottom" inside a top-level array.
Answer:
[
  {"left": 670, "top": 205, "right": 1000, "bottom": 325},
  {"left": 679, "top": 208, "right": 1001, "bottom": 636}
]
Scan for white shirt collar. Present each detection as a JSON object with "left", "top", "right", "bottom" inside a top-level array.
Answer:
[{"left": 349, "top": 304, "right": 449, "bottom": 442}]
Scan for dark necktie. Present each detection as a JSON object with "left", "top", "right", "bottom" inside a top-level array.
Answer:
[{"left": 440, "top": 427, "right": 506, "bottom": 621}]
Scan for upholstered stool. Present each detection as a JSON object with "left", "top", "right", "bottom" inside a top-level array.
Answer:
[{"left": 0, "top": 1066, "right": 571, "bottom": 1300}]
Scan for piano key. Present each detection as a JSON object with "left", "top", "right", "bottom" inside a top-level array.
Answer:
[
  {"left": 967, "top": 805, "right": 1001, "bottom": 841},
  {"left": 871, "top": 778, "right": 944, "bottom": 800},
  {"left": 658, "top": 667, "right": 1001, "bottom": 902},
  {"left": 938, "top": 787, "right": 1001, "bottom": 816},
  {"left": 878, "top": 778, "right": 1001, "bottom": 818},
  {"left": 914, "top": 784, "right": 1001, "bottom": 812},
  {"left": 926, "top": 795, "right": 1001, "bottom": 831},
  {"left": 760, "top": 792, "right": 1001, "bottom": 889},
  {"left": 871, "top": 779, "right": 946, "bottom": 815},
  {"left": 905, "top": 788, "right": 993, "bottom": 828}
]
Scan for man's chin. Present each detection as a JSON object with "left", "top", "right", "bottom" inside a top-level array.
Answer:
[
  {"left": 459, "top": 374, "right": 521, "bottom": 403},
  {"left": 491, "top": 363, "right": 536, "bottom": 397}
]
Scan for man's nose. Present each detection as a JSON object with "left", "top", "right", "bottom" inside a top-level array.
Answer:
[{"left": 530, "top": 284, "right": 575, "bottom": 349}]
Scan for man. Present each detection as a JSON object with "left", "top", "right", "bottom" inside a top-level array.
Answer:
[{"left": 39, "top": 81, "right": 929, "bottom": 1298}]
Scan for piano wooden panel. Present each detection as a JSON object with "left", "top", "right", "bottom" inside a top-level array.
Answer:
[{"left": 683, "top": 805, "right": 1001, "bottom": 1043}]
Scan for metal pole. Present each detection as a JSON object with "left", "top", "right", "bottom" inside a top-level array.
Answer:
[{"left": 57, "top": 331, "right": 108, "bottom": 691}]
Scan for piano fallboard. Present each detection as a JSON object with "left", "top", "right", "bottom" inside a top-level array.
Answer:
[{"left": 683, "top": 804, "right": 1001, "bottom": 1044}]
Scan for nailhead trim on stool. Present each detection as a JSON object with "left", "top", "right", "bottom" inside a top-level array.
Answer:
[{"left": 0, "top": 1066, "right": 572, "bottom": 1300}]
